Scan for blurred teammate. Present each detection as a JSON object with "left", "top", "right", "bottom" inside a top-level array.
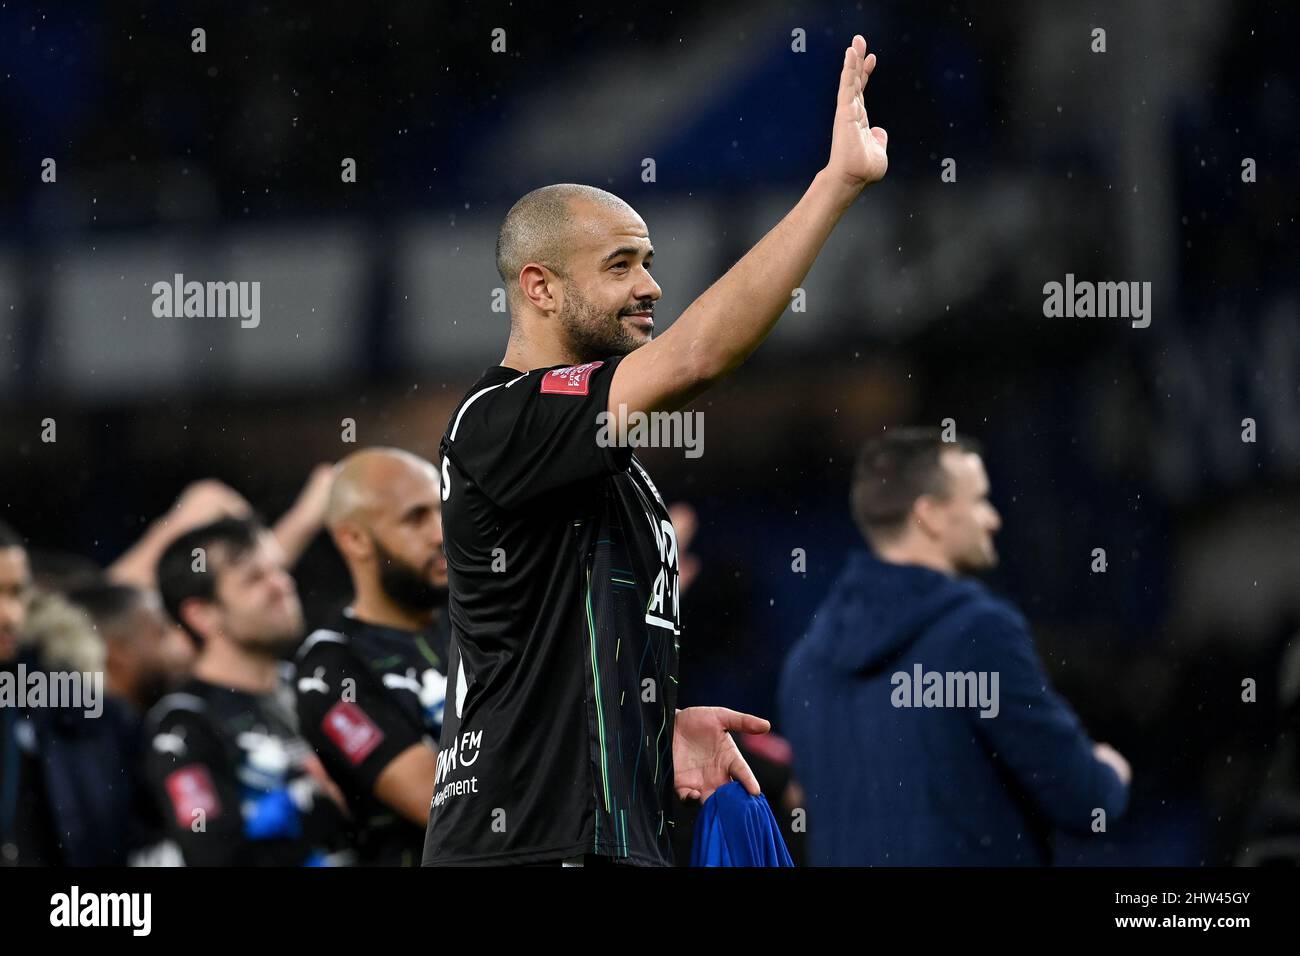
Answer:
[
  {"left": 779, "top": 428, "right": 1132, "bottom": 865},
  {"left": 69, "top": 583, "right": 195, "bottom": 713},
  {"left": 145, "top": 517, "right": 348, "bottom": 865},
  {"left": 424, "top": 35, "right": 889, "bottom": 866},
  {"left": 295, "top": 448, "right": 450, "bottom": 866}
]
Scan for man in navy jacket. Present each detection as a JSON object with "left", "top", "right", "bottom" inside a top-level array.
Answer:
[
  {"left": 780, "top": 429, "right": 1131, "bottom": 865},
  {"left": 1, "top": 521, "right": 144, "bottom": 866}
]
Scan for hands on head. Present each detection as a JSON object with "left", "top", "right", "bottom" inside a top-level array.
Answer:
[{"left": 108, "top": 466, "right": 336, "bottom": 589}]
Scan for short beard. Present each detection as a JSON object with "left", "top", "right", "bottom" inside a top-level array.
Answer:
[
  {"left": 559, "top": 281, "right": 646, "bottom": 362},
  {"left": 372, "top": 536, "right": 447, "bottom": 614}
]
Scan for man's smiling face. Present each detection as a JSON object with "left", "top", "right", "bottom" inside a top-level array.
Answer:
[{"left": 554, "top": 199, "right": 662, "bottom": 361}]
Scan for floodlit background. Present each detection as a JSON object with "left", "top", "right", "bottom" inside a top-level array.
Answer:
[{"left": 2, "top": 0, "right": 1298, "bottom": 864}]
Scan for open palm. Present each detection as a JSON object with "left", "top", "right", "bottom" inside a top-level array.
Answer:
[
  {"left": 827, "top": 34, "right": 889, "bottom": 190},
  {"left": 673, "top": 706, "right": 771, "bottom": 802}
]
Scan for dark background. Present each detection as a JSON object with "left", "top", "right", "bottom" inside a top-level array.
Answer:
[{"left": 2, "top": 0, "right": 1298, "bottom": 865}]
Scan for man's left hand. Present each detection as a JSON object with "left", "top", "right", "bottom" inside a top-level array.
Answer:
[{"left": 673, "top": 706, "right": 771, "bottom": 802}]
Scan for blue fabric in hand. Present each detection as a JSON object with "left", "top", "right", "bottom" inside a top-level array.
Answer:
[{"left": 690, "top": 781, "right": 794, "bottom": 867}]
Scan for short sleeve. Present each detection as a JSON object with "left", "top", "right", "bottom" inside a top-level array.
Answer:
[
  {"left": 295, "top": 636, "right": 425, "bottom": 796},
  {"left": 141, "top": 707, "right": 244, "bottom": 866},
  {"left": 442, "top": 358, "right": 632, "bottom": 509}
]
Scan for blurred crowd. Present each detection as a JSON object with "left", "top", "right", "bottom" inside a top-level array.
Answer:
[
  {"left": 0, "top": 452, "right": 802, "bottom": 867},
  {"left": 3, "top": 434, "right": 1297, "bottom": 867}
]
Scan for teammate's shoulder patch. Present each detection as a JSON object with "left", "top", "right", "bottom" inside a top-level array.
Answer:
[
  {"left": 539, "top": 361, "right": 604, "bottom": 396},
  {"left": 321, "top": 700, "right": 385, "bottom": 765},
  {"left": 163, "top": 764, "right": 222, "bottom": 826}
]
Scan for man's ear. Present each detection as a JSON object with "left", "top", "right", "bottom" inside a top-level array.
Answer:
[
  {"left": 518, "top": 263, "right": 559, "bottom": 314},
  {"left": 179, "top": 597, "right": 219, "bottom": 644},
  {"left": 912, "top": 495, "right": 946, "bottom": 540},
  {"left": 331, "top": 521, "right": 373, "bottom": 564}
]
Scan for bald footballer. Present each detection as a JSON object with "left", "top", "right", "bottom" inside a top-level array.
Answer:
[
  {"left": 296, "top": 449, "right": 450, "bottom": 865},
  {"left": 423, "top": 35, "right": 890, "bottom": 866}
]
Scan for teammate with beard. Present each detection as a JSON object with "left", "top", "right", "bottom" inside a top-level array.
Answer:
[
  {"left": 294, "top": 448, "right": 450, "bottom": 866},
  {"left": 145, "top": 518, "right": 349, "bottom": 866},
  {"left": 425, "top": 36, "right": 889, "bottom": 866}
]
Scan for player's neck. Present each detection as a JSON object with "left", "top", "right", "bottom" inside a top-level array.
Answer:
[
  {"left": 874, "top": 541, "right": 958, "bottom": 578},
  {"left": 502, "top": 325, "right": 579, "bottom": 371},
  {"left": 193, "top": 643, "right": 281, "bottom": 695}
]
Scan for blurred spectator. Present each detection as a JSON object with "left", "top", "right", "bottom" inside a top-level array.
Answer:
[
  {"left": 780, "top": 428, "right": 1131, "bottom": 865},
  {"left": 68, "top": 583, "right": 195, "bottom": 715},
  {"left": 1, "top": 519, "right": 143, "bottom": 866}
]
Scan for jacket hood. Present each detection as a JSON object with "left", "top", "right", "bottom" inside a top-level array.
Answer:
[{"left": 801, "top": 549, "right": 984, "bottom": 674}]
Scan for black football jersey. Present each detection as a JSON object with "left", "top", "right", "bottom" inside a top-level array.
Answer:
[
  {"left": 295, "top": 611, "right": 449, "bottom": 866},
  {"left": 142, "top": 677, "right": 348, "bottom": 866},
  {"left": 423, "top": 358, "right": 682, "bottom": 866}
]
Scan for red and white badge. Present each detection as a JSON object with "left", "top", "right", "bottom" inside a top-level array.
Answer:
[
  {"left": 164, "top": 765, "right": 222, "bottom": 827},
  {"left": 539, "top": 361, "right": 604, "bottom": 396},
  {"left": 321, "top": 700, "right": 384, "bottom": 765}
]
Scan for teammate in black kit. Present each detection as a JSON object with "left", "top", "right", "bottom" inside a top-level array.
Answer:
[
  {"left": 145, "top": 517, "right": 349, "bottom": 866},
  {"left": 424, "top": 36, "right": 890, "bottom": 866},
  {"left": 295, "top": 448, "right": 449, "bottom": 866}
]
